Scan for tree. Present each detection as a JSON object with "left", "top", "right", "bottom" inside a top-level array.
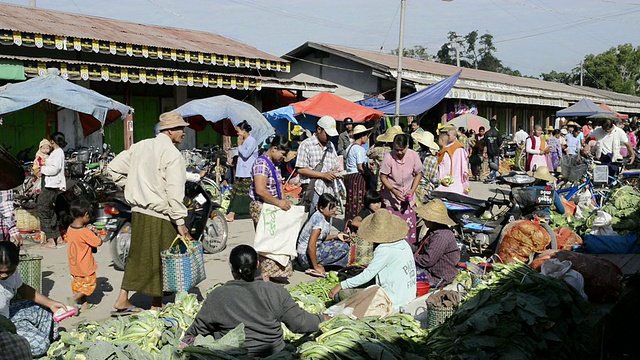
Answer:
[
  {"left": 391, "top": 45, "right": 431, "bottom": 61},
  {"left": 540, "top": 70, "right": 576, "bottom": 84}
]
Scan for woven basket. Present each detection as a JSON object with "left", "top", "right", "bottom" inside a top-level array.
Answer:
[
  {"left": 18, "top": 254, "right": 42, "bottom": 293},
  {"left": 427, "top": 305, "right": 456, "bottom": 329},
  {"left": 16, "top": 209, "right": 40, "bottom": 231}
]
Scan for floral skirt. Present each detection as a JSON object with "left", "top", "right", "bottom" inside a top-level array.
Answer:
[
  {"left": 249, "top": 201, "right": 263, "bottom": 228},
  {"left": 387, "top": 207, "right": 417, "bottom": 246},
  {"left": 10, "top": 300, "right": 59, "bottom": 357},
  {"left": 344, "top": 173, "right": 367, "bottom": 224},
  {"left": 259, "top": 255, "right": 294, "bottom": 280},
  {"left": 296, "top": 240, "right": 350, "bottom": 269},
  {"left": 71, "top": 273, "right": 97, "bottom": 296}
]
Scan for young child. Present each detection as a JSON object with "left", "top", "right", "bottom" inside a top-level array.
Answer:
[
  {"left": 349, "top": 190, "right": 382, "bottom": 230},
  {"left": 66, "top": 199, "right": 102, "bottom": 311},
  {"left": 32, "top": 139, "right": 52, "bottom": 195}
]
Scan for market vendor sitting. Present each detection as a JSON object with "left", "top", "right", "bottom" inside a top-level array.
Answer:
[
  {"left": 328, "top": 209, "right": 416, "bottom": 310},
  {"left": 184, "top": 245, "right": 325, "bottom": 357},
  {"left": 413, "top": 199, "right": 461, "bottom": 287}
]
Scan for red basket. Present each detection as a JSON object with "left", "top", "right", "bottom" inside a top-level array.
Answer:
[{"left": 416, "top": 281, "right": 431, "bottom": 297}]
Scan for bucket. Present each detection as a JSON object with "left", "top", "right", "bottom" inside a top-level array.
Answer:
[
  {"left": 18, "top": 254, "right": 43, "bottom": 293},
  {"left": 416, "top": 282, "right": 431, "bottom": 297}
]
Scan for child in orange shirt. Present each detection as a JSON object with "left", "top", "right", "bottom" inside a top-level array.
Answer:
[{"left": 66, "top": 199, "right": 102, "bottom": 311}]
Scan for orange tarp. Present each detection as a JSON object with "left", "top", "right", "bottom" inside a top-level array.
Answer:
[
  {"left": 291, "top": 92, "right": 383, "bottom": 122},
  {"left": 599, "top": 103, "right": 629, "bottom": 120}
]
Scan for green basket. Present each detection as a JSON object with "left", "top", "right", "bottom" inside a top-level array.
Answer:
[
  {"left": 18, "top": 254, "right": 42, "bottom": 293},
  {"left": 427, "top": 305, "right": 457, "bottom": 329}
]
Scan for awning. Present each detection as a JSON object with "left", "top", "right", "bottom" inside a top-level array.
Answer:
[
  {"left": 599, "top": 103, "right": 629, "bottom": 120},
  {"left": 371, "top": 71, "right": 461, "bottom": 115},
  {"left": 556, "top": 99, "right": 614, "bottom": 117},
  {"left": 0, "top": 59, "right": 25, "bottom": 81}
]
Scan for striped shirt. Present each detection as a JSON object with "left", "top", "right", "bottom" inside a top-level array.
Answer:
[{"left": 414, "top": 229, "right": 460, "bottom": 285}]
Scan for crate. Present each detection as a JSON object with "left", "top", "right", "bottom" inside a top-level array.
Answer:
[
  {"left": 15, "top": 208, "right": 40, "bottom": 231},
  {"left": 18, "top": 254, "right": 42, "bottom": 293}
]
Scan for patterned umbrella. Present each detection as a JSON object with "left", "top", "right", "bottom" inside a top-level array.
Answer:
[{"left": 447, "top": 114, "right": 490, "bottom": 132}]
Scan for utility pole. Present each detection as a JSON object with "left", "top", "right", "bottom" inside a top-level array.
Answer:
[
  {"left": 580, "top": 61, "right": 584, "bottom": 86},
  {"left": 394, "top": 0, "right": 406, "bottom": 126},
  {"left": 29, "top": 0, "right": 36, "bottom": 7},
  {"left": 453, "top": 33, "right": 461, "bottom": 67}
]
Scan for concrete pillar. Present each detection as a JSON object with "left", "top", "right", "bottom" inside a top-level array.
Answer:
[
  {"left": 511, "top": 115, "right": 517, "bottom": 134},
  {"left": 529, "top": 116, "right": 535, "bottom": 132}
]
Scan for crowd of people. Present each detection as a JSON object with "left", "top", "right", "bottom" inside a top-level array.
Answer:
[{"left": 1, "top": 110, "right": 639, "bottom": 358}]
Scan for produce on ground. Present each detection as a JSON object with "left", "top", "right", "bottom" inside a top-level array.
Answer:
[
  {"left": 553, "top": 227, "right": 583, "bottom": 250},
  {"left": 426, "top": 262, "right": 592, "bottom": 359},
  {"left": 554, "top": 251, "right": 622, "bottom": 303},
  {"left": 287, "top": 271, "right": 340, "bottom": 307},
  {"left": 551, "top": 186, "right": 640, "bottom": 237},
  {"left": 496, "top": 220, "right": 551, "bottom": 263}
]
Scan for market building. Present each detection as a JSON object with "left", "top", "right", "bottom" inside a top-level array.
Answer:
[
  {"left": 280, "top": 42, "right": 640, "bottom": 134},
  {"left": 0, "top": 3, "right": 335, "bottom": 154}
]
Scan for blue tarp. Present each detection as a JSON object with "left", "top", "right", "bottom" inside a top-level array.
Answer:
[
  {"left": 556, "top": 99, "right": 614, "bottom": 117},
  {"left": 355, "top": 97, "right": 391, "bottom": 108},
  {"left": 263, "top": 106, "right": 297, "bottom": 136},
  {"left": 371, "top": 71, "right": 461, "bottom": 115}
]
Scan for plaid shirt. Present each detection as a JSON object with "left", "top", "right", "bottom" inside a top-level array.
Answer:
[
  {"left": 295, "top": 135, "right": 339, "bottom": 195},
  {"left": 0, "top": 190, "right": 18, "bottom": 239},
  {"left": 250, "top": 157, "right": 283, "bottom": 202},
  {"left": 0, "top": 332, "right": 32, "bottom": 359},
  {"left": 414, "top": 229, "right": 460, "bottom": 284},
  {"left": 421, "top": 154, "right": 439, "bottom": 194}
]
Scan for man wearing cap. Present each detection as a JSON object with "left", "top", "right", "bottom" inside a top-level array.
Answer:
[
  {"left": 436, "top": 124, "right": 470, "bottom": 195},
  {"left": 296, "top": 115, "right": 341, "bottom": 212},
  {"left": 590, "top": 118, "right": 635, "bottom": 176},
  {"left": 337, "top": 117, "right": 354, "bottom": 156},
  {"left": 410, "top": 120, "right": 425, "bottom": 152},
  {"left": 414, "top": 199, "right": 460, "bottom": 286},
  {"left": 368, "top": 126, "right": 403, "bottom": 191},
  {"left": 344, "top": 125, "right": 371, "bottom": 222},
  {"left": 328, "top": 209, "right": 416, "bottom": 310},
  {"left": 108, "top": 112, "right": 190, "bottom": 313}
]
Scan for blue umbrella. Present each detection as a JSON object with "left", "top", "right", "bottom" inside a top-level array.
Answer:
[{"left": 175, "top": 95, "right": 274, "bottom": 144}]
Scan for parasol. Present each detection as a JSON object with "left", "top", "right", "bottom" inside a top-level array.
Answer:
[{"left": 446, "top": 113, "right": 490, "bottom": 132}]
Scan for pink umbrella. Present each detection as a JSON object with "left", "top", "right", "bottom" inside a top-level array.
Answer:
[{"left": 446, "top": 113, "right": 490, "bottom": 132}]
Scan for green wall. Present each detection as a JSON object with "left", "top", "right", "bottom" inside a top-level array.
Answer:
[{"left": 0, "top": 106, "right": 47, "bottom": 158}]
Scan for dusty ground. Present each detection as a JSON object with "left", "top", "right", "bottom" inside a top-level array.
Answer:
[{"left": 19, "top": 181, "right": 498, "bottom": 330}]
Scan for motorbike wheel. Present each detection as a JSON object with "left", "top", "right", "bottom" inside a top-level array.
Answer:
[
  {"left": 110, "top": 221, "right": 131, "bottom": 271},
  {"left": 200, "top": 210, "right": 228, "bottom": 254}
]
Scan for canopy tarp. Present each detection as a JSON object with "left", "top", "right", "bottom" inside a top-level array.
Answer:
[
  {"left": 599, "top": 103, "right": 629, "bottom": 120},
  {"left": 556, "top": 99, "right": 614, "bottom": 117},
  {"left": 370, "top": 71, "right": 461, "bottom": 115},
  {"left": 174, "top": 95, "right": 274, "bottom": 144},
  {"left": 263, "top": 92, "right": 383, "bottom": 135},
  {"left": 355, "top": 97, "right": 391, "bottom": 108},
  {"left": 0, "top": 69, "right": 131, "bottom": 135}
]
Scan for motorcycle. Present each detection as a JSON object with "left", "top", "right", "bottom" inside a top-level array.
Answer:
[
  {"left": 427, "top": 172, "right": 557, "bottom": 257},
  {"left": 104, "top": 176, "right": 228, "bottom": 271}
]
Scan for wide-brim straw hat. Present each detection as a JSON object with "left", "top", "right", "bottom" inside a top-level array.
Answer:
[
  {"left": 415, "top": 199, "right": 456, "bottom": 227},
  {"left": 560, "top": 128, "right": 568, "bottom": 135},
  {"left": 566, "top": 121, "right": 580, "bottom": 127},
  {"left": 411, "top": 131, "right": 439, "bottom": 151},
  {"left": 438, "top": 123, "right": 457, "bottom": 134},
  {"left": 546, "top": 126, "right": 554, "bottom": 131},
  {"left": 528, "top": 166, "right": 556, "bottom": 182},
  {"left": 357, "top": 209, "right": 409, "bottom": 244},
  {"left": 376, "top": 125, "right": 404, "bottom": 143},
  {"left": 158, "top": 112, "right": 190, "bottom": 131},
  {"left": 352, "top": 124, "right": 371, "bottom": 137}
]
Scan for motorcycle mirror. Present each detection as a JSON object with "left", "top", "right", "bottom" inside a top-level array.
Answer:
[{"left": 103, "top": 143, "right": 108, "bottom": 150}]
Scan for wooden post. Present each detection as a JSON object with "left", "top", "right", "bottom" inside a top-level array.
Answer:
[{"left": 511, "top": 115, "right": 517, "bottom": 134}]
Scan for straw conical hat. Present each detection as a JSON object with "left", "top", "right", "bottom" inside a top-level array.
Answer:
[
  {"left": 376, "top": 126, "right": 404, "bottom": 143},
  {"left": 357, "top": 209, "right": 409, "bottom": 243},
  {"left": 528, "top": 166, "right": 556, "bottom": 182},
  {"left": 415, "top": 199, "right": 456, "bottom": 227}
]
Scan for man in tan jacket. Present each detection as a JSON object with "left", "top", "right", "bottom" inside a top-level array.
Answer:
[{"left": 108, "top": 112, "right": 190, "bottom": 313}]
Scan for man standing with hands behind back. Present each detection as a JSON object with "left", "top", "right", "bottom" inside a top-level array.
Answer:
[{"left": 107, "top": 112, "right": 191, "bottom": 314}]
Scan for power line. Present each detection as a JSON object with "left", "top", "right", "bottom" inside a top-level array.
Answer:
[{"left": 68, "top": 0, "right": 83, "bottom": 14}]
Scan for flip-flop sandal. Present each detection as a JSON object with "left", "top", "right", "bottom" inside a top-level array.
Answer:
[
  {"left": 110, "top": 306, "right": 141, "bottom": 317},
  {"left": 305, "top": 269, "right": 326, "bottom": 278}
]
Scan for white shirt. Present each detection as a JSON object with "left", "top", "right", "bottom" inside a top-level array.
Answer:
[
  {"left": 514, "top": 130, "right": 528, "bottom": 145},
  {"left": 591, "top": 126, "right": 629, "bottom": 160},
  {"left": 0, "top": 272, "right": 23, "bottom": 318},
  {"left": 40, "top": 147, "right": 66, "bottom": 190}
]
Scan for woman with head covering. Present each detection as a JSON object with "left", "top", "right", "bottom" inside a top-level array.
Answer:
[
  {"left": 367, "top": 126, "right": 403, "bottom": 191},
  {"left": 329, "top": 209, "right": 416, "bottom": 310},
  {"left": 31, "top": 139, "right": 52, "bottom": 196},
  {"left": 226, "top": 120, "right": 259, "bottom": 222},
  {"left": 184, "top": 245, "right": 324, "bottom": 357},
  {"left": 413, "top": 199, "right": 460, "bottom": 287},
  {"left": 344, "top": 124, "right": 371, "bottom": 223}
]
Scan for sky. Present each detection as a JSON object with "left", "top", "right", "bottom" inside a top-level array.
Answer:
[{"left": 4, "top": 0, "right": 640, "bottom": 78}]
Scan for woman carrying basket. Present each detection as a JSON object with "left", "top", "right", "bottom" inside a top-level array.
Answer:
[{"left": 250, "top": 136, "right": 294, "bottom": 281}]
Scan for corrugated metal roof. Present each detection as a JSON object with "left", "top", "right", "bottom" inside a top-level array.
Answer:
[
  {"left": 0, "top": 2, "right": 283, "bottom": 62},
  {"left": 300, "top": 42, "right": 599, "bottom": 98}
]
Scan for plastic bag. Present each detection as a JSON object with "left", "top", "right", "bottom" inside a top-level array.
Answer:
[
  {"left": 541, "top": 258, "right": 588, "bottom": 299},
  {"left": 590, "top": 210, "right": 618, "bottom": 236},
  {"left": 324, "top": 285, "right": 394, "bottom": 320}
]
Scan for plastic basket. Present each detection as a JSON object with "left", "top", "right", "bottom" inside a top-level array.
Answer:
[
  {"left": 18, "top": 254, "right": 42, "bottom": 293},
  {"left": 561, "top": 156, "right": 587, "bottom": 182},
  {"left": 427, "top": 305, "right": 456, "bottom": 329}
]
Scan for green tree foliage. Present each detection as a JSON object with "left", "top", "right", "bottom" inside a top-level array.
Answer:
[{"left": 391, "top": 45, "right": 431, "bottom": 61}]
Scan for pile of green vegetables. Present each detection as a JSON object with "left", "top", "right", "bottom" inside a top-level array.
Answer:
[
  {"left": 425, "top": 263, "right": 592, "bottom": 359},
  {"left": 287, "top": 271, "right": 340, "bottom": 307},
  {"left": 551, "top": 185, "right": 640, "bottom": 236}
]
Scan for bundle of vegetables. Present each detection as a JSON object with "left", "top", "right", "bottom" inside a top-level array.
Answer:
[
  {"left": 425, "top": 263, "right": 592, "bottom": 359},
  {"left": 287, "top": 271, "right": 340, "bottom": 307},
  {"left": 297, "top": 314, "right": 426, "bottom": 360}
]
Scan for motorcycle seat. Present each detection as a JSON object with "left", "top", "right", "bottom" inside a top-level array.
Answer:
[{"left": 431, "top": 191, "right": 487, "bottom": 208}]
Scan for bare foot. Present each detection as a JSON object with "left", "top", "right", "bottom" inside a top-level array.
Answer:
[
  {"left": 113, "top": 300, "right": 135, "bottom": 311},
  {"left": 41, "top": 239, "right": 56, "bottom": 249}
]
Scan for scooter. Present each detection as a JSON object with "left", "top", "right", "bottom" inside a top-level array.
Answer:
[
  {"left": 427, "top": 172, "right": 557, "bottom": 257},
  {"left": 104, "top": 177, "right": 228, "bottom": 271}
]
